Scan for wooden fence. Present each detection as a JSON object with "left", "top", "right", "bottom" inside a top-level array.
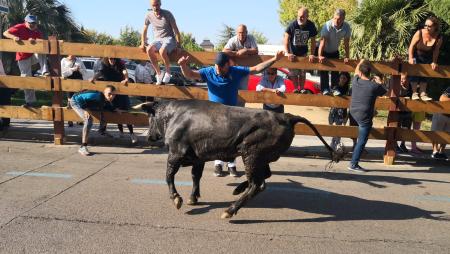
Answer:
[{"left": 0, "top": 38, "right": 449, "bottom": 165}]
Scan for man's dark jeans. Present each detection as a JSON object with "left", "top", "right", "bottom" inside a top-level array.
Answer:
[
  {"left": 319, "top": 51, "right": 340, "bottom": 93},
  {"left": 351, "top": 123, "right": 372, "bottom": 166}
]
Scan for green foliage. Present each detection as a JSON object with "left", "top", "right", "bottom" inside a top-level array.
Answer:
[
  {"left": 180, "top": 32, "right": 203, "bottom": 52},
  {"left": 216, "top": 24, "right": 235, "bottom": 51},
  {"left": 83, "top": 29, "right": 117, "bottom": 45},
  {"left": 278, "top": 0, "right": 357, "bottom": 28},
  {"left": 250, "top": 30, "right": 268, "bottom": 44},
  {"left": 426, "top": 0, "right": 450, "bottom": 24},
  {"left": 118, "top": 25, "right": 141, "bottom": 47},
  {"left": 349, "top": 0, "right": 429, "bottom": 60}
]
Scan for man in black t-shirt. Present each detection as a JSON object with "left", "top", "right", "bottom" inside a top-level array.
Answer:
[
  {"left": 283, "top": 7, "right": 318, "bottom": 93},
  {"left": 349, "top": 60, "right": 387, "bottom": 172}
]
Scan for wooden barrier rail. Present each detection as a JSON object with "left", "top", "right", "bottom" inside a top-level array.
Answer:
[
  {"left": 2, "top": 105, "right": 449, "bottom": 144},
  {"left": 1, "top": 38, "right": 449, "bottom": 165}
]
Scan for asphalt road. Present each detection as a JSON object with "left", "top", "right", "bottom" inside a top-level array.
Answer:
[{"left": 0, "top": 123, "right": 449, "bottom": 253}]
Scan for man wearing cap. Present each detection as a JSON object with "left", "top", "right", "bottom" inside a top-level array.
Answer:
[
  {"left": 140, "top": 0, "right": 181, "bottom": 85},
  {"left": 178, "top": 50, "right": 285, "bottom": 177},
  {"left": 3, "top": 14, "right": 49, "bottom": 107},
  {"left": 318, "top": 9, "right": 351, "bottom": 96}
]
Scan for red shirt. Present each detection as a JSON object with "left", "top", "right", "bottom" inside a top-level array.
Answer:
[{"left": 7, "top": 23, "right": 43, "bottom": 61}]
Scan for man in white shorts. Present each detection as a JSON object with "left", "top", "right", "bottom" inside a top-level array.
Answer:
[
  {"left": 140, "top": 0, "right": 181, "bottom": 85},
  {"left": 431, "top": 86, "right": 450, "bottom": 160}
]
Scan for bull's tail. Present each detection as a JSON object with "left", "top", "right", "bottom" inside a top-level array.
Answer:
[{"left": 288, "top": 114, "right": 346, "bottom": 167}]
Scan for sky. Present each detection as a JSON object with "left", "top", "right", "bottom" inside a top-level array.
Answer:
[{"left": 61, "top": 0, "right": 286, "bottom": 46}]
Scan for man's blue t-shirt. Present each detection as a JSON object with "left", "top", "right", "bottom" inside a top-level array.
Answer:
[
  {"left": 199, "top": 66, "right": 250, "bottom": 106},
  {"left": 72, "top": 91, "right": 105, "bottom": 110}
]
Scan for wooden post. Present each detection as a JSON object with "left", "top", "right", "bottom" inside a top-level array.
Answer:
[
  {"left": 47, "top": 36, "right": 64, "bottom": 145},
  {"left": 383, "top": 73, "right": 401, "bottom": 165}
]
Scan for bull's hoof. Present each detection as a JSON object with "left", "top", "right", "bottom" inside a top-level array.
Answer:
[
  {"left": 173, "top": 196, "right": 183, "bottom": 209},
  {"left": 187, "top": 196, "right": 198, "bottom": 206},
  {"left": 221, "top": 211, "right": 233, "bottom": 219}
]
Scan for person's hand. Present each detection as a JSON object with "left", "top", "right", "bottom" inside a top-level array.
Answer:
[
  {"left": 13, "top": 36, "right": 20, "bottom": 42},
  {"left": 121, "top": 79, "right": 128, "bottom": 86},
  {"left": 89, "top": 78, "right": 95, "bottom": 84},
  {"left": 318, "top": 56, "right": 326, "bottom": 63},
  {"left": 274, "top": 51, "right": 285, "bottom": 61},
  {"left": 236, "top": 48, "right": 247, "bottom": 57},
  {"left": 431, "top": 62, "right": 438, "bottom": 71},
  {"left": 275, "top": 90, "right": 282, "bottom": 95},
  {"left": 308, "top": 55, "right": 315, "bottom": 63},
  {"left": 287, "top": 53, "right": 295, "bottom": 62},
  {"left": 28, "top": 38, "right": 36, "bottom": 44},
  {"left": 408, "top": 58, "right": 415, "bottom": 65},
  {"left": 139, "top": 44, "right": 146, "bottom": 52},
  {"left": 177, "top": 55, "right": 190, "bottom": 66},
  {"left": 343, "top": 57, "right": 349, "bottom": 64}
]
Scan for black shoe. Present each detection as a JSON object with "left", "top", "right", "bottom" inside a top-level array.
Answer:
[
  {"left": 213, "top": 164, "right": 224, "bottom": 177},
  {"left": 399, "top": 144, "right": 408, "bottom": 153},
  {"left": 347, "top": 164, "right": 367, "bottom": 173},
  {"left": 228, "top": 166, "right": 238, "bottom": 177},
  {"left": 440, "top": 153, "right": 448, "bottom": 160}
]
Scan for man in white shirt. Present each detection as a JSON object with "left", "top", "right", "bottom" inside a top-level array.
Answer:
[{"left": 256, "top": 68, "right": 286, "bottom": 113}]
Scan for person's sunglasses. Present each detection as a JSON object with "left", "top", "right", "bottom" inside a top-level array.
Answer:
[{"left": 424, "top": 24, "right": 433, "bottom": 28}]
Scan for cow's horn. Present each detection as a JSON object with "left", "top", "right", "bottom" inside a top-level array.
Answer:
[{"left": 132, "top": 103, "right": 147, "bottom": 110}]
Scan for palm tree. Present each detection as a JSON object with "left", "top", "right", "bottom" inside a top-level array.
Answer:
[
  {"left": 350, "top": 0, "right": 429, "bottom": 60},
  {"left": 216, "top": 24, "right": 235, "bottom": 51},
  {"left": 1, "top": 0, "right": 86, "bottom": 74}
]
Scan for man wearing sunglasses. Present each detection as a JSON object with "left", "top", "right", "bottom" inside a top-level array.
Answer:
[
  {"left": 256, "top": 68, "right": 286, "bottom": 113},
  {"left": 3, "top": 14, "right": 49, "bottom": 107}
]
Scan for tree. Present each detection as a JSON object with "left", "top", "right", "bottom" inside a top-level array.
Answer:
[
  {"left": 278, "top": 0, "right": 358, "bottom": 28},
  {"left": 251, "top": 30, "right": 268, "bottom": 44},
  {"left": 216, "top": 24, "right": 235, "bottom": 51},
  {"left": 180, "top": 32, "right": 203, "bottom": 52},
  {"left": 83, "top": 29, "right": 117, "bottom": 45},
  {"left": 118, "top": 25, "right": 140, "bottom": 47},
  {"left": 349, "top": 0, "right": 429, "bottom": 60}
]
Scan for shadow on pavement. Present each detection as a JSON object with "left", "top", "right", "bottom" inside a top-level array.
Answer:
[{"left": 185, "top": 179, "right": 448, "bottom": 224}]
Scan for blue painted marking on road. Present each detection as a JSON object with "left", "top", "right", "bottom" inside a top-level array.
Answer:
[
  {"left": 131, "top": 179, "right": 193, "bottom": 186},
  {"left": 416, "top": 195, "right": 450, "bottom": 203},
  {"left": 6, "top": 171, "right": 72, "bottom": 179}
]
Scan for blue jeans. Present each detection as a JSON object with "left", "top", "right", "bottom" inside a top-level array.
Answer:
[{"left": 351, "top": 123, "right": 372, "bottom": 166}]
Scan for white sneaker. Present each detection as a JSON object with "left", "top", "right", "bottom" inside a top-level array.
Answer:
[
  {"left": 130, "top": 133, "right": 138, "bottom": 144},
  {"left": 162, "top": 72, "right": 171, "bottom": 83},
  {"left": 156, "top": 73, "right": 163, "bottom": 85},
  {"left": 78, "top": 146, "right": 91, "bottom": 156}
]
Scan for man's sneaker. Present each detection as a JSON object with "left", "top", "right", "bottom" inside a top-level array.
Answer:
[
  {"left": 228, "top": 166, "right": 238, "bottom": 177},
  {"left": 40, "top": 72, "right": 50, "bottom": 77},
  {"left": 333, "top": 90, "right": 342, "bottom": 96},
  {"left": 155, "top": 73, "right": 163, "bottom": 85},
  {"left": 420, "top": 92, "right": 432, "bottom": 101},
  {"left": 130, "top": 133, "right": 138, "bottom": 144},
  {"left": 322, "top": 90, "right": 331, "bottom": 96},
  {"left": 78, "top": 146, "right": 91, "bottom": 156},
  {"left": 162, "top": 72, "right": 171, "bottom": 83},
  {"left": 432, "top": 152, "right": 448, "bottom": 160},
  {"left": 411, "top": 92, "right": 420, "bottom": 100},
  {"left": 213, "top": 164, "right": 224, "bottom": 177},
  {"left": 347, "top": 164, "right": 367, "bottom": 173}
]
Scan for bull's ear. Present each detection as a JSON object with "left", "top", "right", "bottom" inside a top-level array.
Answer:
[{"left": 132, "top": 102, "right": 158, "bottom": 116}]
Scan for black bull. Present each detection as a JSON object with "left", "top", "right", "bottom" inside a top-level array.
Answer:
[{"left": 135, "top": 99, "right": 342, "bottom": 219}]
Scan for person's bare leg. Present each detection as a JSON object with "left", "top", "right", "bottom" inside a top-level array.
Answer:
[{"left": 147, "top": 46, "right": 161, "bottom": 76}]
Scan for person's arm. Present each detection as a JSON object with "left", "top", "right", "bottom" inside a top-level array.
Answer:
[
  {"left": 177, "top": 56, "right": 202, "bottom": 80},
  {"left": 318, "top": 37, "right": 326, "bottom": 63},
  {"left": 343, "top": 37, "right": 350, "bottom": 63},
  {"left": 431, "top": 37, "right": 443, "bottom": 71},
  {"left": 249, "top": 51, "right": 284, "bottom": 74},
  {"left": 222, "top": 39, "right": 238, "bottom": 57},
  {"left": 121, "top": 68, "right": 129, "bottom": 85},
  {"left": 408, "top": 30, "right": 420, "bottom": 64},
  {"left": 61, "top": 59, "right": 73, "bottom": 78},
  {"left": 354, "top": 59, "right": 364, "bottom": 77},
  {"left": 3, "top": 30, "right": 20, "bottom": 42},
  {"left": 170, "top": 17, "right": 181, "bottom": 47},
  {"left": 140, "top": 24, "right": 149, "bottom": 51},
  {"left": 284, "top": 32, "right": 294, "bottom": 62}
]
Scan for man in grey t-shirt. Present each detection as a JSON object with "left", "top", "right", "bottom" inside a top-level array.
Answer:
[
  {"left": 318, "top": 9, "right": 351, "bottom": 95},
  {"left": 140, "top": 0, "right": 181, "bottom": 85},
  {"left": 223, "top": 24, "right": 259, "bottom": 91}
]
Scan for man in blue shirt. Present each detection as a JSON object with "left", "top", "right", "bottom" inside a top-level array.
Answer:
[{"left": 178, "top": 51, "right": 284, "bottom": 177}]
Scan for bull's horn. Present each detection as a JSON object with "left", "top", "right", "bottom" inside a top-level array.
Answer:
[{"left": 132, "top": 103, "right": 147, "bottom": 110}]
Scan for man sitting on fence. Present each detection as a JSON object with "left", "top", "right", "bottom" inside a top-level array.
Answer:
[
  {"left": 348, "top": 59, "right": 387, "bottom": 172},
  {"left": 3, "top": 14, "right": 49, "bottom": 108},
  {"left": 140, "top": 0, "right": 181, "bottom": 85}
]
